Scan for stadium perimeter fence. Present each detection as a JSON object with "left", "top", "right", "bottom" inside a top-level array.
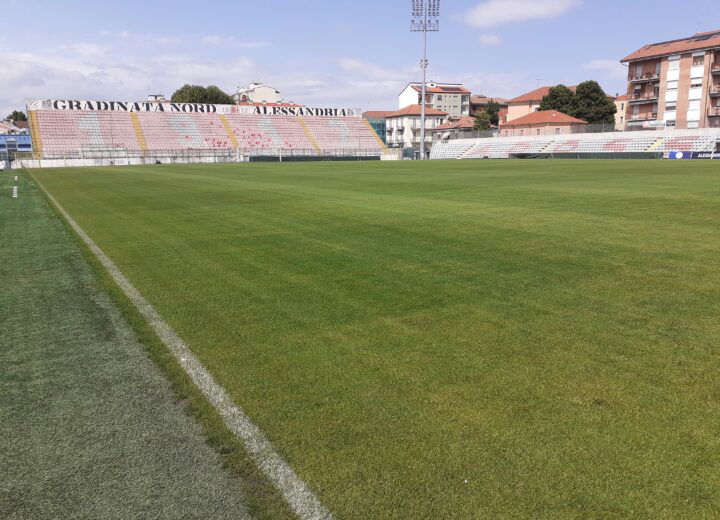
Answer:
[{"left": 13, "top": 147, "right": 388, "bottom": 168}]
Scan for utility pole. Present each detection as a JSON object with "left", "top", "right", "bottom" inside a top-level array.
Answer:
[{"left": 411, "top": 0, "right": 440, "bottom": 160}]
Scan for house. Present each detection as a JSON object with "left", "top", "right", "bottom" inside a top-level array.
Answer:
[{"left": 499, "top": 110, "right": 586, "bottom": 136}]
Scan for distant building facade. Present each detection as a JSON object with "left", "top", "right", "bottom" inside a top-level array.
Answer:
[
  {"left": 469, "top": 95, "right": 508, "bottom": 116},
  {"left": 614, "top": 95, "right": 628, "bottom": 130},
  {"left": 621, "top": 29, "right": 720, "bottom": 129},
  {"left": 506, "top": 86, "right": 576, "bottom": 122},
  {"left": 362, "top": 111, "right": 394, "bottom": 144},
  {"left": 431, "top": 116, "right": 486, "bottom": 143},
  {"left": 233, "top": 82, "right": 283, "bottom": 104},
  {"left": 499, "top": 110, "right": 586, "bottom": 136},
  {"left": 385, "top": 104, "right": 448, "bottom": 152},
  {"left": 398, "top": 83, "right": 471, "bottom": 117}
]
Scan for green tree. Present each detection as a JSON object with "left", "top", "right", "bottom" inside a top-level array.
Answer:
[
  {"left": 573, "top": 80, "right": 617, "bottom": 125},
  {"left": 538, "top": 85, "right": 576, "bottom": 115},
  {"left": 473, "top": 111, "right": 493, "bottom": 131},
  {"left": 6, "top": 110, "right": 27, "bottom": 122},
  {"left": 485, "top": 101, "right": 502, "bottom": 126},
  {"left": 171, "top": 84, "right": 235, "bottom": 104},
  {"left": 203, "top": 85, "right": 236, "bottom": 105}
]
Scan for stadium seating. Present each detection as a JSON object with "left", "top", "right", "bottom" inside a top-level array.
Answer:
[
  {"left": 31, "top": 108, "right": 384, "bottom": 157},
  {"left": 430, "top": 128, "right": 720, "bottom": 159}
]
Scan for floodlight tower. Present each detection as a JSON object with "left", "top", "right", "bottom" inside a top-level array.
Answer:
[{"left": 411, "top": 0, "right": 440, "bottom": 160}]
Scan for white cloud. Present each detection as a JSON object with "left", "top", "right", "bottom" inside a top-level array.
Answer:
[
  {"left": 338, "top": 58, "right": 413, "bottom": 81},
  {"left": 115, "top": 31, "right": 182, "bottom": 45},
  {"left": 479, "top": 34, "right": 502, "bottom": 45},
  {"left": 0, "top": 43, "right": 255, "bottom": 115},
  {"left": 464, "top": 0, "right": 580, "bottom": 28},
  {"left": 583, "top": 59, "right": 627, "bottom": 79},
  {"left": 201, "top": 35, "right": 269, "bottom": 48}
]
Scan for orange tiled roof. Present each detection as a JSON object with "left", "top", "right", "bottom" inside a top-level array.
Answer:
[
  {"left": 432, "top": 116, "right": 477, "bottom": 131},
  {"left": 508, "top": 85, "right": 576, "bottom": 104},
  {"left": 362, "top": 111, "right": 395, "bottom": 119},
  {"left": 385, "top": 104, "right": 448, "bottom": 118},
  {"left": 499, "top": 110, "right": 586, "bottom": 127},
  {"left": 410, "top": 84, "right": 471, "bottom": 94},
  {"left": 622, "top": 30, "right": 720, "bottom": 62}
]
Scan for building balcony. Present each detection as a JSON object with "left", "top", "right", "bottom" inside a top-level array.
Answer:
[
  {"left": 712, "top": 64, "right": 720, "bottom": 75},
  {"left": 629, "top": 72, "right": 660, "bottom": 82},
  {"left": 709, "top": 85, "right": 720, "bottom": 96},
  {"left": 627, "top": 112, "right": 658, "bottom": 122},
  {"left": 709, "top": 107, "right": 720, "bottom": 117},
  {"left": 628, "top": 92, "right": 659, "bottom": 103}
]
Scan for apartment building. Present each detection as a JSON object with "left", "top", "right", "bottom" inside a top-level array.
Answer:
[
  {"left": 621, "top": 30, "right": 720, "bottom": 129},
  {"left": 613, "top": 95, "right": 628, "bottom": 130},
  {"left": 398, "top": 83, "right": 471, "bottom": 117},
  {"left": 385, "top": 104, "right": 447, "bottom": 152}
]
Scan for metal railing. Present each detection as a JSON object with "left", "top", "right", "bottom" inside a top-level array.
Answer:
[
  {"left": 627, "top": 113, "right": 658, "bottom": 122},
  {"left": 495, "top": 123, "right": 620, "bottom": 138},
  {"left": 629, "top": 72, "right": 660, "bottom": 81},
  {"left": 709, "top": 107, "right": 720, "bottom": 117},
  {"left": 629, "top": 92, "right": 659, "bottom": 102},
  {"left": 26, "top": 147, "right": 384, "bottom": 162}
]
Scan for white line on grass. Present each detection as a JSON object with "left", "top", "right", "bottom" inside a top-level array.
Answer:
[
  {"left": 35, "top": 178, "right": 334, "bottom": 520},
  {"left": 12, "top": 186, "right": 18, "bottom": 198}
]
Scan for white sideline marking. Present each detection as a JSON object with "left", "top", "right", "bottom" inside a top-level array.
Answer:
[
  {"left": 35, "top": 179, "right": 334, "bottom": 520},
  {"left": 12, "top": 186, "right": 18, "bottom": 198},
  {"left": 15, "top": 176, "right": 18, "bottom": 181}
]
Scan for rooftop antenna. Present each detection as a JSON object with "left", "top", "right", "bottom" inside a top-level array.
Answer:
[{"left": 411, "top": 0, "right": 440, "bottom": 160}]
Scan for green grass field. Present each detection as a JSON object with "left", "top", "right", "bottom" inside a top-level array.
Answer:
[{"left": 32, "top": 160, "right": 720, "bottom": 518}]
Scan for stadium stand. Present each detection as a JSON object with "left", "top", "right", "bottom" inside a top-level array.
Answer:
[
  {"left": 29, "top": 105, "right": 385, "bottom": 160},
  {"left": 430, "top": 128, "right": 720, "bottom": 159}
]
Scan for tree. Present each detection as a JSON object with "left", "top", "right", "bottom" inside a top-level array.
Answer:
[
  {"left": 203, "top": 85, "right": 236, "bottom": 105},
  {"left": 170, "top": 84, "right": 235, "bottom": 104},
  {"left": 485, "top": 101, "right": 502, "bottom": 126},
  {"left": 573, "top": 80, "right": 617, "bottom": 125},
  {"left": 6, "top": 110, "right": 27, "bottom": 122},
  {"left": 473, "top": 111, "right": 493, "bottom": 131},
  {"left": 538, "top": 85, "right": 576, "bottom": 115}
]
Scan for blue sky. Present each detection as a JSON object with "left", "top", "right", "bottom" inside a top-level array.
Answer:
[{"left": 2, "top": 0, "right": 718, "bottom": 115}]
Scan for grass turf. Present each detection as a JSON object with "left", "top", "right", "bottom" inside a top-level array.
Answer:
[
  {"left": 0, "top": 169, "right": 257, "bottom": 518},
  {"left": 32, "top": 159, "right": 720, "bottom": 518}
]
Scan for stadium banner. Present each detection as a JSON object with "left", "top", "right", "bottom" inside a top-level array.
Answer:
[
  {"left": 26, "top": 99, "right": 361, "bottom": 117},
  {"left": 664, "top": 151, "right": 720, "bottom": 160}
]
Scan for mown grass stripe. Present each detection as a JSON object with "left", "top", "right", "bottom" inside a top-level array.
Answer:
[{"left": 32, "top": 173, "right": 334, "bottom": 520}]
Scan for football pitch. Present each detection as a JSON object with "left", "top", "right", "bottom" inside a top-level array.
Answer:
[{"left": 31, "top": 160, "right": 720, "bottom": 518}]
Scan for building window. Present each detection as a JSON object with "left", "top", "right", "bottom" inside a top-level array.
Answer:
[
  {"left": 687, "top": 121, "right": 699, "bottom": 128},
  {"left": 537, "top": 129, "right": 541, "bottom": 135},
  {"left": 690, "top": 79, "right": 703, "bottom": 88},
  {"left": 666, "top": 103, "right": 676, "bottom": 111},
  {"left": 693, "top": 55, "right": 705, "bottom": 66},
  {"left": 555, "top": 128, "right": 560, "bottom": 134},
  {"left": 667, "top": 81, "right": 678, "bottom": 90}
]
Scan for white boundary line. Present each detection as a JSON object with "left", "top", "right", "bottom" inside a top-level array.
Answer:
[{"left": 34, "top": 176, "right": 334, "bottom": 520}]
